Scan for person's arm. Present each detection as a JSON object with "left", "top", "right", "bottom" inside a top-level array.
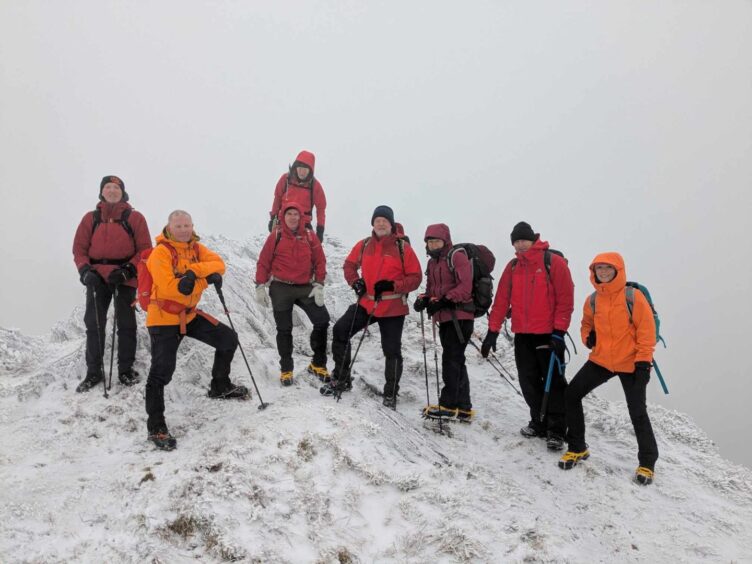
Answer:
[
  {"left": 392, "top": 243, "right": 422, "bottom": 294},
  {"left": 343, "top": 240, "right": 365, "bottom": 286},
  {"left": 314, "top": 179, "right": 326, "bottom": 228},
  {"left": 632, "top": 291, "right": 657, "bottom": 363},
  {"left": 580, "top": 296, "right": 594, "bottom": 346},
  {"left": 128, "top": 211, "right": 153, "bottom": 269},
  {"left": 551, "top": 257, "right": 575, "bottom": 332},
  {"left": 487, "top": 261, "right": 513, "bottom": 332},
  {"left": 310, "top": 233, "right": 327, "bottom": 284},
  {"left": 254, "top": 232, "right": 277, "bottom": 285},
  {"left": 72, "top": 212, "right": 94, "bottom": 271}
]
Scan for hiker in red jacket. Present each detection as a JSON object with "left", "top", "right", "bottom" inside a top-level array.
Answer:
[
  {"left": 268, "top": 150, "right": 327, "bottom": 242},
  {"left": 481, "top": 222, "right": 574, "bottom": 449},
  {"left": 323, "top": 205, "right": 422, "bottom": 408},
  {"left": 72, "top": 175, "right": 152, "bottom": 392},
  {"left": 255, "top": 202, "right": 329, "bottom": 387},
  {"left": 414, "top": 223, "right": 475, "bottom": 421}
]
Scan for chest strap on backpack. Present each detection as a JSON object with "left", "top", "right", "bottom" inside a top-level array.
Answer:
[{"left": 91, "top": 256, "right": 133, "bottom": 265}]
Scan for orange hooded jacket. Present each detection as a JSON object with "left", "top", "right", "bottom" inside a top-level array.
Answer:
[
  {"left": 581, "top": 252, "right": 655, "bottom": 373},
  {"left": 146, "top": 229, "right": 226, "bottom": 327}
]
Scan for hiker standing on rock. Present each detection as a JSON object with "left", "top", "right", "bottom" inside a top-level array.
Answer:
[{"left": 72, "top": 175, "right": 152, "bottom": 393}]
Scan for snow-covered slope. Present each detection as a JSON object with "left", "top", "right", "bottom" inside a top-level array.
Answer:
[{"left": 1, "top": 234, "right": 751, "bottom": 563}]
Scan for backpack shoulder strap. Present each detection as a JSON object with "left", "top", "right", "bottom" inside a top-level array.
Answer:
[
  {"left": 357, "top": 237, "right": 371, "bottom": 266},
  {"left": 589, "top": 291, "right": 597, "bottom": 314},
  {"left": 91, "top": 209, "right": 101, "bottom": 235},
  {"left": 272, "top": 227, "right": 283, "bottom": 255},
  {"left": 446, "top": 246, "right": 467, "bottom": 273},
  {"left": 396, "top": 238, "right": 406, "bottom": 272},
  {"left": 544, "top": 250, "right": 552, "bottom": 277},
  {"left": 625, "top": 285, "right": 635, "bottom": 322},
  {"left": 157, "top": 241, "right": 181, "bottom": 271},
  {"left": 120, "top": 208, "right": 135, "bottom": 239}
]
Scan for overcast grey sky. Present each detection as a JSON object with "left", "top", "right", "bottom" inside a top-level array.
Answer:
[{"left": 1, "top": 1, "right": 750, "bottom": 467}]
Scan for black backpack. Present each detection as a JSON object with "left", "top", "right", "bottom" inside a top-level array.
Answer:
[
  {"left": 91, "top": 207, "right": 134, "bottom": 240},
  {"left": 510, "top": 248, "right": 565, "bottom": 279},
  {"left": 446, "top": 243, "right": 496, "bottom": 318}
]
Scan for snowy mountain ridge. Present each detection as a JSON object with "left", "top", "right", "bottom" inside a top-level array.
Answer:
[{"left": 0, "top": 234, "right": 751, "bottom": 563}]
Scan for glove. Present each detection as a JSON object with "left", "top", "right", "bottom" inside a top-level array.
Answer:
[
  {"left": 316, "top": 225, "right": 325, "bottom": 242},
  {"left": 267, "top": 217, "right": 275, "bottom": 233},
  {"left": 308, "top": 282, "right": 325, "bottom": 307},
  {"left": 426, "top": 297, "right": 453, "bottom": 317},
  {"left": 206, "top": 273, "right": 223, "bottom": 289},
  {"left": 177, "top": 270, "right": 196, "bottom": 296},
  {"left": 585, "top": 330, "right": 596, "bottom": 349},
  {"left": 79, "top": 265, "right": 104, "bottom": 288},
  {"left": 107, "top": 262, "right": 136, "bottom": 286},
  {"left": 634, "top": 361, "right": 652, "bottom": 382},
  {"left": 481, "top": 331, "right": 499, "bottom": 358},
  {"left": 413, "top": 294, "right": 429, "bottom": 312},
  {"left": 549, "top": 330, "right": 566, "bottom": 359},
  {"left": 255, "top": 284, "right": 270, "bottom": 307},
  {"left": 373, "top": 279, "right": 395, "bottom": 298},
  {"left": 352, "top": 278, "right": 366, "bottom": 298}
]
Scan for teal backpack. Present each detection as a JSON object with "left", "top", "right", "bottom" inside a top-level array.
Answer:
[{"left": 589, "top": 281, "right": 668, "bottom": 394}]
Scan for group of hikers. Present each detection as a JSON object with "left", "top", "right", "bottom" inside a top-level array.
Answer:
[{"left": 72, "top": 150, "right": 659, "bottom": 485}]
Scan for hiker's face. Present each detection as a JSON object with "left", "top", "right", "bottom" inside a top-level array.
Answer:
[
  {"left": 593, "top": 264, "right": 617, "bottom": 283},
  {"left": 426, "top": 238, "right": 445, "bottom": 251},
  {"left": 513, "top": 240, "right": 533, "bottom": 253},
  {"left": 372, "top": 217, "right": 391, "bottom": 237},
  {"left": 284, "top": 208, "right": 301, "bottom": 230},
  {"left": 101, "top": 182, "right": 123, "bottom": 204},
  {"left": 296, "top": 166, "right": 310, "bottom": 180},
  {"left": 169, "top": 213, "right": 194, "bottom": 243}
]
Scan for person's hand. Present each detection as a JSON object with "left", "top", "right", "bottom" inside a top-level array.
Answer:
[
  {"left": 177, "top": 270, "right": 196, "bottom": 295},
  {"left": 634, "top": 361, "right": 651, "bottom": 382},
  {"left": 373, "top": 279, "right": 395, "bottom": 298},
  {"left": 108, "top": 263, "right": 136, "bottom": 286},
  {"left": 255, "top": 284, "right": 270, "bottom": 307},
  {"left": 413, "top": 294, "right": 429, "bottom": 312},
  {"left": 549, "top": 330, "right": 566, "bottom": 359},
  {"left": 585, "top": 330, "right": 596, "bottom": 349},
  {"left": 426, "top": 297, "right": 453, "bottom": 317},
  {"left": 481, "top": 331, "right": 499, "bottom": 358},
  {"left": 308, "top": 283, "right": 325, "bottom": 307},
  {"left": 206, "top": 273, "right": 223, "bottom": 289},
  {"left": 79, "top": 265, "right": 104, "bottom": 288},
  {"left": 352, "top": 278, "right": 366, "bottom": 298},
  {"left": 316, "top": 225, "right": 325, "bottom": 242}
]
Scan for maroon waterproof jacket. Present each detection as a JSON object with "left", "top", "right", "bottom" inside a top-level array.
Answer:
[
  {"left": 255, "top": 202, "right": 326, "bottom": 285},
  {"left": 487, "top": 237, "right": 574, "bottom": 334},
  {"left": 423, "top": 223, "right": 474, "bottom": 324},
  {"left": 270, "top": 151, "right": 327, "bottom": 228},
  {"left": 343, "top": 228, "right": 422, "bottom": 318},
  {"left": 72, "top": 201, "right": 152, "bottom": 288}
]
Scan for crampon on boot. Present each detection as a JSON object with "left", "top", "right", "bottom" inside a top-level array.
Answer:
[
  {"left": 634, "top": 466, "right": 654, "bottom": 485},
  {"left": 208, "top": 382, "right": 250, "bottom": 399},
  {"left": 558, "top": 449, "right": 590, "bottom": 470},
  {"left": 382, "top": 395, "right": 397, "bottom": 409},
  {"left": 118, "top": 369, "right": 140, "bottom": 387},
  {"left": 148, "top": 427, "right": 177, "bottom": 451},
  {"left": 320, "top": 376, "right": 352, "bottom": 397},
  {"left": 280, "top": 371, "right": 294, "bottom": 387},
  {"left": 307, "top": 363, "right": 330, "bottom": 383},
  {"left": 422, "top": 405, "right": 459, "bottom": 419},
  {"left": 456, "top": 408, "right": 475, "bottom": 423},
  {"left": 76, "top": 372, "right": 103, "bottom": 393},
  {"left": 520, "top": 423, "right": 546, "bottom": 438},
  {"left": 546, "top": 432, "right": 565, "bottom": 451}
]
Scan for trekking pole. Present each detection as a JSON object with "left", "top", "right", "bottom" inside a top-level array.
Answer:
[
  {"left": 107, "top": 286, "right": 118, "bottom": 391},
  {"left": 91, "top": 287, "right": 108, "bottom": 399},
  {"left": 420, "top": 310, "right": 431, "bottom": 408},
  {"left": 215, "top": 287, "right": 269, "bottom": 410},
  {"left": 468, "top": 337, "right": 522, "bottom": 397},
  {"left": 336, "top": 296, "right": 381, "bottom": 402},
  {"left": 431, "top": 318, "right": 444, "bottom": 434},
  {"left": 539, "top": 350, "right": 561, "bottom": 423}
]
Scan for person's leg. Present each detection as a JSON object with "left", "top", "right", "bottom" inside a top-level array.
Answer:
[
  {"left": 269, "top": 282, "right": 298, "bottom": 372},
  {"left": 378, "top": 316, "right": 405, "bottom": 398},
  {"left": 114, "top": 286, "right": 137, "bottom": 375},
  {"left": 184, "top": 315, "right": 239, "bottom": 394},
  {"left": 564, "top": 361, "right": 613, "bottom": 452},
  {"left": 619, "top": 372, "right": 659, "bottom": 470},
  {"left": 514, "top": 334, "right": 546, "bottom": 432},
  {"left": 145, "top": 325, "right": 181, "bottom": 433},
  {"left": 83, "top": 284, "right": 113, "bottom": 377},
  {"left": 438, "top": 321, "right": 461, "bottom": 408},
  {"left": 331, "top": 304, "right": 369, "bottom": 382},
  {"left": 296, "top": 289, "right": 331, "bottom": 369},
  {"left": 455, "top": 320, "right": 474, "bottom": 411}
]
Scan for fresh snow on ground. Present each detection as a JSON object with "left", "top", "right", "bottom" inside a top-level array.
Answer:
[{"left": 1, "top": 234, "right": 751, "bottom": 563}]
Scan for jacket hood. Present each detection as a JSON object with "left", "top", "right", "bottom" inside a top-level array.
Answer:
[
  {"left": 277, "top": 200, "right": 306, "bottom": 221},
  {"left": 515, "top": 237, "right": 549, "bottom": 262},
  {"left": 158, "top": 227, "right": 200, "bottom": 246},
  {"left": 589, "top": 251, "right": 626, "bottom": 294},
  {"left": 423, "top": 223, "right": 452, "bottom": 246},
  {"left": 293, "top": 150, "right": 315, "bottom": 173}
]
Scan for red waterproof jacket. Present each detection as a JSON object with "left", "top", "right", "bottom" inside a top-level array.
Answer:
[
  {"left": 487, "top": 238, "right": 574, "bottom": 334},
  {"left": 72, "top": 201, "right": 152, "bottom": 288},
  {"left": 423, "top": 223, "right": 474, "bottom": 324},
  {"left": 255, "top": 202, "right": 326, "bottom": 285},
  {"left": 343, "top": 230, "right": 422, "bottom": 318},
  {"left": 270, "top": 151, "right": 326, "bottom": 228}
]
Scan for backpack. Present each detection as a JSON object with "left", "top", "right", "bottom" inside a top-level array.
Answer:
[
  {"left": 136, "top": 241, "right": 200, "bottom": 313},
  {"left": 447, "top": 243, "right": 496, "bottom": 318},
  {"left": 510, "top": 248, "right": 565, "bottom": 279},
  {"left": 92, "top": 207, "right": 134, "bottom": 240}
]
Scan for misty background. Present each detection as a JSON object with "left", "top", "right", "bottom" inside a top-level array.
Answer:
[{"left": 1, "top": 2, "right": 750, "bottom": 467}]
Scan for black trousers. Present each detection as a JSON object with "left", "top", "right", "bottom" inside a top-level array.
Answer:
[
  {"left": 514, "top": 333, "right": 567, "bottom": 436},
  {"left": 565, "top": 360, "right": 659, "bottom": 469},
  {"left": 332, "top": 304, "right": 404, "bottom": 397},
  {"left": 145, "top": 315, "right": 237, "bottom": 432},
  {"left": 438, "top": 318, "right": 473, "bottom": 410},
  {"left": 269, "top": 281, "right": 330, "bottom": 372},
  {"left": 84, "top": 285, "right": 137, "bottom": 375}
]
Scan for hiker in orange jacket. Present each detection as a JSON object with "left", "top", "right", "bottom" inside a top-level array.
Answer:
[
  {"left": 72, "top": 175, "right": 152, "bottom": 392},
  {"left": 558, "top": 252, "right": 658, "bottom": 485},
  {"left": 144, "top": 210, "right": 248, "bottom": 451}
]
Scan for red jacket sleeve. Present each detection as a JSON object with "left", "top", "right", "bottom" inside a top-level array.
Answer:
[
  {"left": 72, "top": 212, "right": 94, "bottom": 271},
  {"left": 445, "top": 250, "right": 473, "bottom": 303},
  {"left": 310, "top": 231, "right": 327, "bottom": 283},
  {"left": 550, "top": 256, "right": 575, "bottom": 332},
  {"left": 314, "top": 180, "right": 326, "bottom": 227},
  {"left": 488, "top": 261, "right": 513, "bottom": 333},
  {"left": 392, "top": 242, "right": 423, "bottom": 294},
  {"left": 269, "top": 174, "right": 286, "bottom": 219},
  {"left": 127, "top": 211, "right": 153, "bottom": 268},
  {"left": 255, "top": 232, "right": 277, "bottom": 285},
  {"left": 343, "top": 240, "right": 365, "bottom": 286}
]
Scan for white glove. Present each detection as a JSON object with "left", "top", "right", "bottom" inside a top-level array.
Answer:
[
  {"left": 308, "top": 283, "right": 325, "bottom": 307},
  {"left": 255, "top": 284, "right": 270, "bottom": 307}
]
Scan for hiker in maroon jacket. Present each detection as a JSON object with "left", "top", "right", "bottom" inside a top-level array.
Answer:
[
  {"left": 72, "top": 175, "right": 152, "bottom": 393},
  {"left": 268, "top": 150, "right": 327, "bottom": 242},
  {"left": 414, "top": 223, "right": 475, "bottom": 421}
]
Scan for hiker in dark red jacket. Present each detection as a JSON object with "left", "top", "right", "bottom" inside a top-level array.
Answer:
[
  {"left": 72, "top": 175, "right": 152, "bottom": 393},
  {"left": 413, "top": 223, "right": 475, "bottom": 421},
  {"left": 323, "top": 205, "right": 422, "bottom": 408},
  {"left": 268, "top": 150, "right": 327, "bottom": 242},
  {"left": 481, "top": 222, "right": 574, "bottom": 449},
  {"left": 255, "top": 202, "right": 329, "bottom": 386}
]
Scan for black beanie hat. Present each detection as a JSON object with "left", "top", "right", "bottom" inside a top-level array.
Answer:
[
  {"left": 510, "top": 221, "right": 537, "bottom": 244},
  {"left": 99, "top": 175, "right": 129, "bottom": 202},
  {"left": 371, "top": 205, "right": 395, "bottom": 227}
]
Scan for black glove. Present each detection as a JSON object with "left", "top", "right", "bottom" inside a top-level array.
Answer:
[
  {"left": 550, "top": 330, "right": 566, "bottom": 359},
  {"left": 352, "top": 278, "right": 366, "bottom": 298},
  {"left": 586, "top": 330, "right": 596, "bottom": 349},
  {"left": 374, "top": 279, "right": 395, "bottom": 298},
  {"left": 108, "top": 263, "right": 136, "bottom": 286},
  {"left": 426, "top": 297, "right": 453, "bottom": 317},
  {"left": 79, "top": 265, "right": 103, "bottom": 288},
  {"left": 206, "top": 273, "right": 223, "bottom": 289},
  {"left": 634, "top": 361, "right": 652, "bottom": 382},
  {"left": 316, "top": 225, "right": 325, "bottom": 242},
  {"left": 267, "top": 217, "right": 275, "bottom": 233},
  {"left": 413, "top": 294, "right": 429, "bottom": 312},
  {"left": 177, "top": 270, "right": 197, "bottom": 296},
  {"left": 481, "top": 331, "right": 499, "bottom": 358}
]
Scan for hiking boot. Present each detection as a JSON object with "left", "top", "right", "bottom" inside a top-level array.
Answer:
[
  {"left": 207, "top": 383, "right": 250, "bottom": 399},
  {"left": 280, "top": 371, "right": 294, "bottom": 386},
  {"left": 457, "top": 408, "right": 475, "bottom": 423},
  {"left": 423, "top": 405, "right": 458, "bottom": 419},
  {"left": 634, "top": 466, "right": 654, "bottom": 485},
  {"left": 76, "top": 372, "right": 103, "bottom": 393},
  {"left": 148, "top": 427, "right": 177, "bottom": 451},
  {"left": 546, "top": 432, "right": 565, "bottom": 451},
  {"left": 118, "top": 369, "right": 140, "bottom": 387},
  {"left": 520, "top": 424, "right": 546, "bottom": 438},
  {"left": 558, "top": 449, "right": 590, "bottom": 470},
  {"left": 307, "top": 363, "right": 330, "bottom": 383},
  {"left": 382, "top": 395, "right": 397, "bottom": 410}
]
